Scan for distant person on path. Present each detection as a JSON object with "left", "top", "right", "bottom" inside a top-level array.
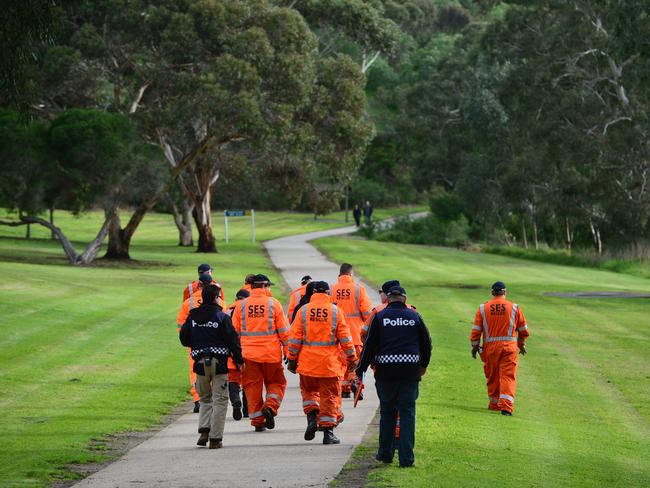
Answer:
[
  {"left": 331, "top": 263, "right": 372, "bottom": 398},
  {"left": 179, "top": 284, "right": 244, "bottom": 449},
  {"left": 177, "top": 273, "right": 216, "bottom": 412},
  {"left": 231, "top": 274, "right": 289, "bottom": 432},
  {"left": 353, "top": 204, "right": 361, "bottom": 227},
  {"left": 226, "top": 289, "right": 251, "bottom": 420},
  {"left": 470, "top": 281, "right": 529, "bottom": 416},
  {"left": 356, "top": 285, "right": 432, "bottom": 467},
  {"left": 363, "top": 201, "right": 373, "bottom": 224},
  {"left": 287, "top": 275, "right": 312, "bottom": 320},
  {"left": 287, "top": 281, "right": 357, "bottom": 445}
]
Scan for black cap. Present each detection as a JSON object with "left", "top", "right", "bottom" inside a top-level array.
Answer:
[
  {"left": 198, "top": 263, "right": 212, "bottom": 273},
  {"left": 387, "top": 285, "right": 407, "bottom": 297},
  {"left": 253, "top": 274, "right": 274, "bottom": 285},
  {"left": 198, "top": 273, "right": 213, "bottom": 284},
  {"left": 491, "top": 281, "right": 506, "bottom": 292},
  {"left": 381, "top": 280, "right": 401, "bottom": 295},
  {"left": 300, "top": 275, "right": 312, "bottom": 285},
  {"left": 312, "top": 281, "right": 330, "bottom": 293},
  {"left": 236, "top": 288, "right": 250, "bottom": 300}
]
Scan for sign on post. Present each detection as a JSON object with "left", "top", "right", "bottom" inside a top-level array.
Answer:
[{"left": 223, "top": 209, "right": 255, "bottom": 243}]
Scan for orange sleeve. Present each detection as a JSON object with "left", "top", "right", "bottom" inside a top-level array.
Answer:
[
  {"left": 177, "top": 301, "right": 190, "bottom": 332},
  {"left": 336, "top": 306, "right": 357, "bottom": 362},
  {"left": 470, "top": 307, "right": 483, "bottom": 345},
  {"left": 231, "top": 301, "right": 242, "bottom": 334},
  {"left": 273, "top": 298, "right": 290, "bottom": 354},
  {"left": 361, "top": 308, "right": 377, "bottom": 340},
  {"left": 287, "top": 309, "right": 304, "bottom": 360},
  {"left": 358, "top": 286, "right": 373, "bottom": 320},
  {"left": 516, "top": 307, "right": 529, "bottom": 343},
  {"left": 287, "top": 292, "right": 297, "bottom": 322}
]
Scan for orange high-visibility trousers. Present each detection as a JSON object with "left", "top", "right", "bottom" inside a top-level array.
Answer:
[
  {"left": 187, "top": 349, "right": 199, "bottom": 402},
  {"left": 241, "top": 360, "right": 287, "bottom": 426},
  {"left": 481, "top": 344, "right": 518, "bottom": 413},
  {"left": 299, "top": 375, "right": 341, "bottom": 428}
]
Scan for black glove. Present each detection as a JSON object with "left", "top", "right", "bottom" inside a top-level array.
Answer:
[
  {"left": 471, "top": 345, "right": 480, "bottom": 359},
  {"left": 518, "top": 343, "right": 527, "bottom": 355},
  {"left": 287, "top": 359, "right": 298, "bottom": 374}
]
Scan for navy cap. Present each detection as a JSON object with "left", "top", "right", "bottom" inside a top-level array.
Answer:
[
  {"left": 198, "top": 263, "right": 212, "bottom": 273},
  {"left": 235, "top": 288, "right": 250, "bottom": 300},
  {"left": 491, "top": 281, "right": 506, "bottom": 292},
  {"left": 253, "top": 274, "right": 274, "bottom": 285},
  {"left": 381, "top": 280, "right": 401, "bottom": 295},
  {"left": 387, "top": 285, "right": 407, "bottom": 297},
  {"left": 312, "top": 281, "right": 330, "bottom": 293},
  {"left": 198, "top": 273, "right": 213, "bottom": 284},
  {"left": 300, "top": 275, "right": 312, "bottom": 285}
]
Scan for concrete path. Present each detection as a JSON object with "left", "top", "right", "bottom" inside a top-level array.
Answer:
[{"left": 73, "top": 225, "right": 380, "bottom": 488}]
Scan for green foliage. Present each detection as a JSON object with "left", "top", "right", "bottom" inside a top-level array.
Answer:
[{"left": 375, "top": 213, "right": 470, "bottom": 246}]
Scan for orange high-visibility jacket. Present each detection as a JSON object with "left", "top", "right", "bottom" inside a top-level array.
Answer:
[
  {"left": 231, "top": 288, "right": 289, "bottom": 363},
  {"left": 331, "top": 275, "right": 372, "bottom": 346},
  {"left": 182, "top": 279, "right": 225, "bottom": 302},
  {"left": 287, "top": 293, "right": 356, "bottom": 377},
  {"left": 177, "top": 290, "right": 226, "bottom": 331},
  {"left": 470, "top": 295, "right": 529, "bottom": 348},
  {"left": 287, "top": 284, "right": 307, "bottom": 320}
]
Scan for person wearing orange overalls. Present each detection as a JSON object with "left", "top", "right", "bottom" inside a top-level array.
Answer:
[
  {"left": 231, "top": 274, "right": 289, "bottom": 432},
  {"left": 287, "top": 275, "right": 312, "bottom": 320},
  {"left": 183, "top": 263, "right": 225, "bottom": 303},
  {"left": 177, "top": 274, "right": 217, "bottom": 412},
  {"left": 227, "top": 288, "right": 250, "bottom": 420},
  {"left": 287, "top": 281, "right": 357, "bottom": 445},
  {"left": 470, "top": 281, "right": 529, "bottom": 416},
  {"left": 331, "top": 263, "right": 372, "bottom": 397}
]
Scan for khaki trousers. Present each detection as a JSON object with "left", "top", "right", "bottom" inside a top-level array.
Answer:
[{"left": 195, "top": 358, "right": 229, "bottom": 440}]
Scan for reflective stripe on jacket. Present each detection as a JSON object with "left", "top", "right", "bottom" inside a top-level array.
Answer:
[
  {"left": 287, "top": 293, "right": 356, "bottom": 377},
  {"left": 331, "top": 275, "right": 372, "bottom": 346},
  {"left": 231, "top": 288, "right": 289, "bottom": 362},
  {"left": 470, "top": 296, "right": 528, "bottom": 347}
]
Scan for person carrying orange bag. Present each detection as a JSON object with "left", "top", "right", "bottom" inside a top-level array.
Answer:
[
  {"left": 470, "top": 281, "right": 529, "bottom": 416},
  {"left": 287, "top": 281, "right": 357, "bottom": 445}
]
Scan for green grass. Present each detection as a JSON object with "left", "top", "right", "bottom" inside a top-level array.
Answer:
[
  {"left": 314, "top": 237, "right": 650, "bottom": 487},
  {"left": 0, "top": 206, "right": 421, "bottom": 487},
  {"left": 486, "top": 246, "right": 650, "bottom": 280}
]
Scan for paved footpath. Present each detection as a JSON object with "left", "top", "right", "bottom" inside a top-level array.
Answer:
[{"left": 73, "top": 224, "right": 379, "bottom": 488}]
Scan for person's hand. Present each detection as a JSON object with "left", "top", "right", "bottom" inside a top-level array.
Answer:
[
  {"left": 287, "top": 359, "right": 298, "bottom": 374},
  {"left": 471, "top": 344, "right": 480, "bottom": 359},
  {"left": 419, "top": 367, "right": 427, "bottom": 377},
  {"left": 238, "top": 360, "right": 246, "bottom": 372},
  {"left": 346, "top": 360, "right": 358, "bottom": 374},
  {"left": 518, "top": 343, "right": 527, "bottom": 355}
]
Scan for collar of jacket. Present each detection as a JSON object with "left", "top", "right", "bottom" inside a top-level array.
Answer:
[
  {"left": 387, "top": 301, "right": 407, "bottom": 309},
  {"left": 338, "top": 275, "right": 354, "bottom": 283},
  {"left": 250, "top": 288, "right": 267, "bottom": 297},
  {"left": 309, "top": 293, "right": 331, "bottom": 304},
  {"left": 198, "top": 303, "right": 222, "bottom": 312},
  {"left": 491, "top": 295, "right": 506, "bottom": 301}
]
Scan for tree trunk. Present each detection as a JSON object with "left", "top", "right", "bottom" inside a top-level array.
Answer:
[
  {"left": 520, "top": 218, "right": 528, "bottom": 249},
  {"left": 104, "top": 200, "right": 157, "bottom": 260},
  {"left": 565, "top": 217, "right": 573, "bottom": 255},
  {"left": 105, "top": 210, "right": 131, "bottom": 259},
  {"left": 590, "top": 221, "right": 603, "bottom": 255},
  {"left": 194, "top": 188, "right": 217, "bottom": 253},
  {"left": 532, "top": 218, "right": 539, "bottom": 250},
  {"left": 0, "top": 214, "right": 110, "bottom": 265},
  {"left": 49, "top": 207, "right": 56, "bottom": 240},
  {"left": 170, "top": 197, "right": 194, "bottom": 246}
]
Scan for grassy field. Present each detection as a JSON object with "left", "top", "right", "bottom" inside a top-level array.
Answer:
[
  {"left": 0, "top": 207, "right": 429, "bottom": 488},
  {"left": 314, "top": 237, "right": 650, "bottom": 487}
]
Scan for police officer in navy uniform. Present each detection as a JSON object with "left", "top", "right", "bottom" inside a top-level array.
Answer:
[
  {"left": 180, "top": 284, "right": 244, "bottom": 449},
  {"left": 356, "top": 285, "right": 431, "bottom": 467}
]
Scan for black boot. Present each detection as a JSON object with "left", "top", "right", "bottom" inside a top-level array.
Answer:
[
  {"left": 304, "top": 411, "right": 318, "bottom": 441},
  {"left": 229, "top": 382, "right": 242, "bottom": 420},
  {"left": 197, "top": 431, "right": 209, "bottom": 446},
  {"left": 323, "top": 428, "right": 340, "bottom": 445},
  {"left": 242, "top": 391, "right": 249, "bottom": 418}
]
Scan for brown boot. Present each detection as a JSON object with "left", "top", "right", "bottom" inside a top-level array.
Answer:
[
  {"left": 209, "top": 438, "right": 223, "bottom": 449},
  {"left": 197, "top": 432, "right": 209, "bottom": 446}
]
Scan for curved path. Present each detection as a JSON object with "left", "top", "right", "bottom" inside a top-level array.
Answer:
[{"left": 73, "top": 224, "right": 379, "bottom": 488}]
